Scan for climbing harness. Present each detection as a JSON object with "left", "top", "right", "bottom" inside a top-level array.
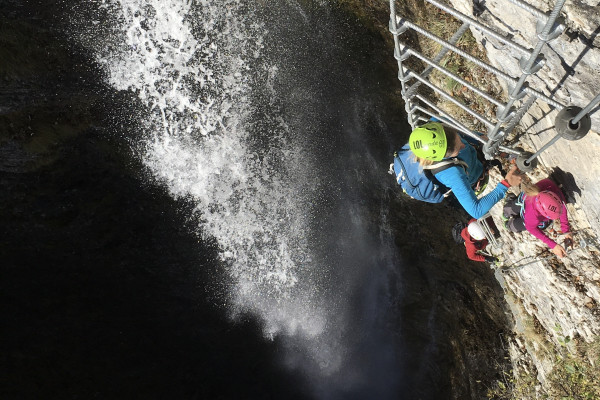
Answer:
[
  {"left": 503, "top": 192, "right": 555, "bottom": 232},
  {"left": 473, "top": 170, "right": 489, "bottom": 196},
  {"left": 388, "top": 0, "right": 599, "bottom": 170}
]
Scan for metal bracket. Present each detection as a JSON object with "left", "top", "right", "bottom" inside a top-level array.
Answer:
[
  {"left": 516, "top": 151, "right": 538, "bottom": 172},
  {"left": 402, "top": 79, "right": 419, "bottom": 99},
  {"left": 554, "top": 106, "right": 591, "bottom": 141},
  {"left": 403, "top": 82, "right": 418, "bottom": 100},
  {"left": 394, "top": 45, "right": 411, "bottom": 62},
  {"left": 389, "top": 17, "right": 408, "bottom": 35},
  {"left": 507, "top": 82, "right": 529, "bottom": 102},
  {"left": 482, "top": 140, "right": 499, "bottom": 159},
  {"left": 519, "top": 54, "right": 545, "bottom": 75},
  {"left": 536, "top": 17, "right": 566, "bottom": 41},
  {"left": 496, "top": 106, "right": 516, "bottom": 122}
]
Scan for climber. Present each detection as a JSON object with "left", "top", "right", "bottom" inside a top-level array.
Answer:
[
  {"left": 503, "top": 179, "right": 573, "bottom": 258},
  {"left": 460, "top": 219, "right": 499, "bottom": 263},
  {"left": 408, "top": 121, "right": 522, "bottom": 218}
]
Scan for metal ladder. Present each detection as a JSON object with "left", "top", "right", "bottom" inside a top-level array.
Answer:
[{"left": 388, "top": 0, "right": 600, "bottom": 172}]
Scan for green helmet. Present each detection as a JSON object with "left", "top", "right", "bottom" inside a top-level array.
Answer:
[{"left": 409, "top": 122, "right": 447, "bottom": 161}]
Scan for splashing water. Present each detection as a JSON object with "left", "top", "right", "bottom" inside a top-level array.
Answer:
[
  {"left": 68, "top": 0, "right": 406, "bottom": 386},
  {"left": 90, "top": 0, "right": 337, "bottom": 361}
]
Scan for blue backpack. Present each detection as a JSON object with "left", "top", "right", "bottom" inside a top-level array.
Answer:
[{"left": 390, "top": 144, "right": 468, "bottom": 203}]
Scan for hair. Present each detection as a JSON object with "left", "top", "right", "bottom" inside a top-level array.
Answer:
[
  {"left": 522, "top": 182, "right": 540, "bottom": 196},
  {"left": 417, "top": 157, "right": 435, "bottom": 167},
  {"left": 415, "top": 123, "right": 459, "bottom": 166},
  {"left": 443, "top": 125, "right": 459, "bottom": 156}
]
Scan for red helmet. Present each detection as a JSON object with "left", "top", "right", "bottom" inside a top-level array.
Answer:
[{"left": 535, "top": 191, "right": 562, "bottom": 219}]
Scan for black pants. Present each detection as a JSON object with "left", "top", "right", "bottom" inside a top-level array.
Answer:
[
  {"left": 503, "top": 194, "right": 526, "bottom": 233},
  {"left": 503, "top": 197, "right": 551, "bottom": 233},
  {"left": 506, "top": 216, "right": 526, "bottom": 232}
]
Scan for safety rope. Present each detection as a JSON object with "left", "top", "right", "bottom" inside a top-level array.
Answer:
[{"left": 499, "top": 249, "right": 554, "bottom": 271}]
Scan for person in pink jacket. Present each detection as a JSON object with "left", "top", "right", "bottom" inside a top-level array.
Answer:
[{"left": 522, "top": 179, "right": 573, "bottom": 258}]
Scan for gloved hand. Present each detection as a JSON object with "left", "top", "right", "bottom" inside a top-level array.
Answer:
[{"left": 484, "top": 255, "right": 499, "bottom": 263}]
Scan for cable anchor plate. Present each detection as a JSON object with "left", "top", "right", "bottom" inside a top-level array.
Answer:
[
  {"left": 516, "top": 151, "right": 538, "bottom": 172},
  {"left": 555, "top": 106, "right": 591, "bottom": 141}
]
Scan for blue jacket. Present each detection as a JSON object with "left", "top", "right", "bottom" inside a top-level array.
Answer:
[{"left": 435, "top": 138, "right": 508, "bottom": 218}]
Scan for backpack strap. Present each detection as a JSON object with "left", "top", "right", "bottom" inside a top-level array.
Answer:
[
  {"left": 422, "top": 158, "right": 469, "bottom": 174},
  {"left": 410, "top": 157, "right": 468, "bottom": 197},
  {"left": 418, "top": 158, "right": 468, "bottom": 198},
  {"left": 516, "top": 192, "right": 526, "bottom": 218}
]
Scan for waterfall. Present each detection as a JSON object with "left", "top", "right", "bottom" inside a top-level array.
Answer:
[{"left": 72, "top": 0, "right": 404, "bottom": 394}]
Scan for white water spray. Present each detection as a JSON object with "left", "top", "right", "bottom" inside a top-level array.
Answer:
[{"left": 90, "top": 0, "right": 343, "bottom": 368}]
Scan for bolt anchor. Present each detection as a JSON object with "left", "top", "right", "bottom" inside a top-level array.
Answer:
[{"left": 555, "top": 106, "right": 591, "bottom": 141}]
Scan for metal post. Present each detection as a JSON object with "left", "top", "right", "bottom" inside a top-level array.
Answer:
[
  {"left": 572, "top": 94, "right": 600, "bottom": 125},
  {"left": 525, "top": 93, "right": 599, "bottom": 163},
  {"left": 525, "top": 133, "right": 561, "bottom": 164}
]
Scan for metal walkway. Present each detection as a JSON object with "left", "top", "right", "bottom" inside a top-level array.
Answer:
[{"left": 388, "top": 0, "right": 600, "bottom": 172}]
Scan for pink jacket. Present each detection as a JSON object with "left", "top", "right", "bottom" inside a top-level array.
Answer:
[{"left": 523, "top": 179, "right": 570, "bottom": 249}]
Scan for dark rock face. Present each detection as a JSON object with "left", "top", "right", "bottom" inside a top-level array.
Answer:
[
  {"left": 0, "top": 4, "right": 309, "bottom": 399},
  {"left": 334, "top": 0, "right": 514, "bottom": 397},
  {"left": 1, "top": 2, "right": 512, "bottom": 399},
  {"left": 1, "top": 134, "right": 310, "bottom": 399},
  {"left": 387, "top": 195, "right": 512, "bottom": 399}
]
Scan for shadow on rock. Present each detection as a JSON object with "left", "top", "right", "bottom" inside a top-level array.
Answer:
[{"left": 550, "top": 166, "right": 581, "bottom": 204}]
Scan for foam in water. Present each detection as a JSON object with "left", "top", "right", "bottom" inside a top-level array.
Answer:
[{"left": 93, "top": 0, "right": 339, "bottom": 368}]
